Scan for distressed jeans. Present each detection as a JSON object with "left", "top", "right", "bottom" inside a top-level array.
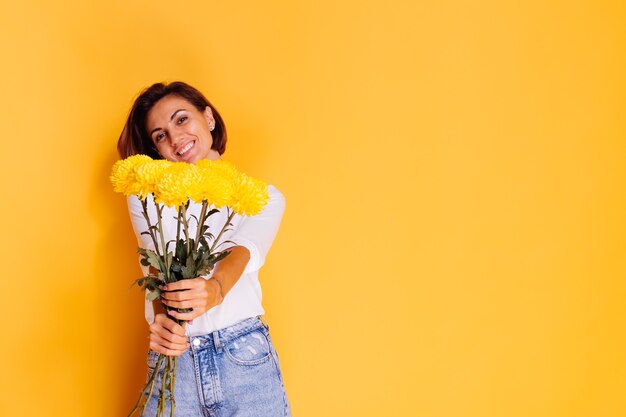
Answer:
[{"left": 143, "top": 316, "right": 291, "bottom": 417}]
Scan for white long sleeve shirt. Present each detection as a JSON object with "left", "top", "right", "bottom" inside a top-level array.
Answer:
[{"left": 127, "top": 185, "right": 285, "bottom": 337}]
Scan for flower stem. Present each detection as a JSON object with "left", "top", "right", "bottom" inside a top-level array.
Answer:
[
  {"left": 195, "top": 201, "right": 209, "bottom": 252},
  {"left": 155, "top": 203, "right": 170, "bottom": 282},
  {"left": 210, "top": 210, "right": 236, "bottom": 253},
  {"left": 140, "top": 198, "right": 161, "bottom": 257},
  {"left": 176, "top": 209, "right": 182, "bottom": 244},
  {"left": 127, "top": 352, "right": 165, "bottom": 417},
  {"left": 169, "top": 356, "right": 177, "bottom": 417},
  {"left": 141, "top": 353, "right": 164, "bottom": 417},
  {"left": 180, "top": 204, "right": 191, "bottom": 257}
]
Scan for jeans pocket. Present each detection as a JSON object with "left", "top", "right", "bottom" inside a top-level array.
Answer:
[{"left": 224, "top": 329, "right": 272, "bottom": 366}]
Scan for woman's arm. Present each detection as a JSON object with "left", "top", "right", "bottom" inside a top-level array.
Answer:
[
  {"left": 128, "top": 185, "right": 285, "bottom": 352},
  {"left": 128, "top": 196, "right": 252, "bottom": 352},
  {"left": 227, "top": 185, "right": 286, "bottom": 273},
  {"left": 159, "top": 185, "right": 286, "bottom": 321}
]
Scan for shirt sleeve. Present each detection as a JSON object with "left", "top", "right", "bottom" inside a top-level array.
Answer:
[{"left": 228, "top": 184, "right": 286, "bottom": 274}]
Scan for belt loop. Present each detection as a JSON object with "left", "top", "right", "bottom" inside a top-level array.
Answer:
[
  {"left": 259, "top": 315, "right": 270, "bottom": 331},
  {"left": 212, "top": 330, "right": 221, "bottom": 353}
]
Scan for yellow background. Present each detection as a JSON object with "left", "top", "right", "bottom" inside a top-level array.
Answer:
[{"left": 1, "top": 0, "right": 625, "bottom": 416}]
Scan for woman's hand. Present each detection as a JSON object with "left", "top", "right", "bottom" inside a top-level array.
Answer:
[
  {"left": 160, "top": 277, "right": 223, "bottom": 321},
  {"left": 149, "top": 313, "right": 189, "bottom": 356},
  {"left": 156, "top": 246, "right": 250, "bottom": 323}
]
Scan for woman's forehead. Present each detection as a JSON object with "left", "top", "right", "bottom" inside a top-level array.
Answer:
[{"left": 146, "top": 96, "right": 195, "bottom": 126}]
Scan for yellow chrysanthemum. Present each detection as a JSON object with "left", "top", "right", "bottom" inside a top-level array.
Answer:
[
  {"left": 229, "top": 172, "right": 269, "bottom": 216},
  {"left": 110, "top": 154, "right": 153, "bottom": 196},
  {"left": 134, "top": 159, "right": 172, "bottom": 199},
  {"left": 196, "top": 159, "right": 239, "bottom": 179},
  {"left": 154, "top": 162, "right": 199, "bottom": 208},
  {"left": 191, "top": 160, "right": 236, "bottom": 207}
]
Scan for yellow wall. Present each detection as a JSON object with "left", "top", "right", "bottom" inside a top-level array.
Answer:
[{"left": 1, "top": 1, "right": 625, "bottom": 416}]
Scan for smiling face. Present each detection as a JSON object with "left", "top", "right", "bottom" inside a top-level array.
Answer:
[{"left": 145, "top": 94, "right": 221, "bottom": 163}]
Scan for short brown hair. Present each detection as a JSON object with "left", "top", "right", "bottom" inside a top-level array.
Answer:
[{"left": 117, "top": 81, "right": 227, "bottom": 159}]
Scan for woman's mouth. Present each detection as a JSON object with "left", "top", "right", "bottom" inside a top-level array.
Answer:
[{"left": 177, "top": 141, "right": 195, "bottom": 157}]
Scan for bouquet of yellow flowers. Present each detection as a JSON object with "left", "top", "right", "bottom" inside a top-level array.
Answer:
[{"left": 110, "top": 155, "right": 269, "bottom": 417}]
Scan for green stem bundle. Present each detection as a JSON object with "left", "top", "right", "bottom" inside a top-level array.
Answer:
[{"left": 129, "top": 199, "right": 229, "bottom": 417}]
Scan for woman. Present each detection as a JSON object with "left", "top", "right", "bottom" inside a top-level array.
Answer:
[{"left": 117, "top": 81, "right": 291, "bottom": 417}]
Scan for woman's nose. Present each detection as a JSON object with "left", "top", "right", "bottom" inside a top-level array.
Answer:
[{"left": 171, "top": 131, "right": 184, "bottom": 146}]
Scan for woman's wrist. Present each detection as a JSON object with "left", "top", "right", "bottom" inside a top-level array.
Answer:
[
  {"left": 210, "top": 246, "right": 250, "bottom": 298},
  {"left": 211, "top": 277, "right": 224, "bottom": 303}
]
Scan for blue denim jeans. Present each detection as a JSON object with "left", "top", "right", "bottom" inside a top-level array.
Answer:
[{"left": 144, "top": 316, "right": 291, "bottom": 417}]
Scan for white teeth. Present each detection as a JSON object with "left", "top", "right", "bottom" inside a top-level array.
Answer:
[{"left": 177, "top": 142, "right": 194, "bottom": 156}]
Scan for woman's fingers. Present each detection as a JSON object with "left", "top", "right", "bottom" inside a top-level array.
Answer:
[
  {"left": 149, "top": 332, "right": 188, "bottom": 354},
  {"left": 162, "top": 289, "right": 207, "bottom": 303},
  {"left": 161, "top": 277, "right": 203, "bottom": 292},
  {"left": 162, "top": 297, "right": 205, "bottom": 309},
  {"left": 153, "top": 313, "right": 187, "bottom": 340},
  {"left": 150, "top": 342, "right": 187, "bottom": 356},
  {"left": 149, "top": 314, "right": 189, "bottom": 356},
  {"left": 169, "top": 309, "right": 201, "bottom": 321},
  {"left": 160, "top": 277, "right": 222, "bottom": 320},
  {"left": 160, "top": 278, "right": 204, "bottom": 300},
  {"left": 150, "top": 323, "right": 188, "bottom": 345}
]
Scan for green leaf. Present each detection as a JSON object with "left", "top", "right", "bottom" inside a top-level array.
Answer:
[
  {"left": 196, "top": 250, "right": 212, "bottom": 273},
  {"left": 181, "top": 255, "right": 196, "bottom": 279},
  {"left": 130, "top": 277, "right": 146, "bottom": 289},
  {"left": 146, "top": 250, "right": 163, "bottom": 271},
  {"left": 207, "top": 208, "right": 220, "bottom": 217},
  {"left": 170, "top": 262, "right": 182, "bottom": 274},
  {"left": 138, "top": 248, "right": 164, "bottom": 271},
  {"left": 197, "top": 265, "right": 213, "bottom": 275},
  {"left": 208, "top": 250, "right": 231, "bottom": 266},
  {"left": 176, "top": 239, "right": 186, "bottom": 263}
]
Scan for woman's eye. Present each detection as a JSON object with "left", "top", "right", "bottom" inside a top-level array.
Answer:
[
  {"left": 177, "top": 116, "right": 188, "bottom": 124},
  {"left": 155, "top": 132, "right": 166, "bottom": 142}
]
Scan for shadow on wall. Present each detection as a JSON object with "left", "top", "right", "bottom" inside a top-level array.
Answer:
[{"left": 88, "top": 143, "right": 149, "bottom": 415}]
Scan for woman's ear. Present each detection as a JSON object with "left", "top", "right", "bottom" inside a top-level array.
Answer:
[{"left": 204, "top": 106, "right": 215, "bottom": 126}]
